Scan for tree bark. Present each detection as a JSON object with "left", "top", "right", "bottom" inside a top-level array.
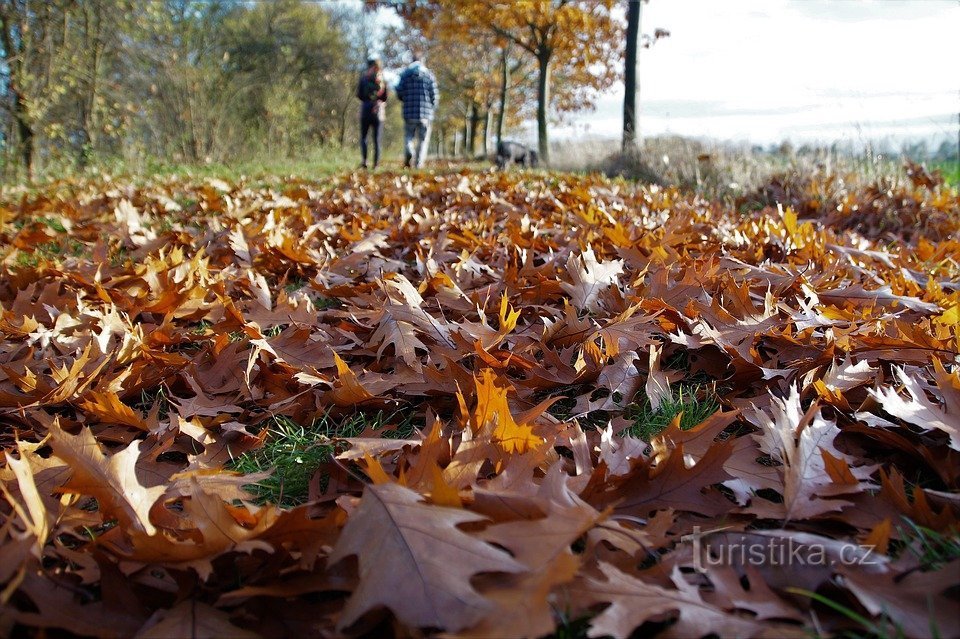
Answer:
[
  {"left": 16, "top": 110, "right": 34, "bottom": 181},
  {"left": 482, "top": 106, "right": 492, "bottom": 157},
  {"left": 78, "top": 0, "right": 105, "bottom": 168},
  {"left": 622, "top": 0, "right": 642, "bottom": 151},
  {"left": 338, "top": 101, "right": 350, "bottom": 148},
  {"left": 467, "top": 102, "right": 482, "bottom": 157},
  {"left": 535, "top": 49, "right": 551, "bottom": 165},
  {"left": 496, "top": 46, "right": 510, "bottom": 148},
  {"left": 0, "top": 10, "right": 36, "bottom": 180}
]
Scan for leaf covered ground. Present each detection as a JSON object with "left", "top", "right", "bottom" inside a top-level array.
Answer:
[{"left": 0, "top": 168, "right": 958, "bottom": 638}]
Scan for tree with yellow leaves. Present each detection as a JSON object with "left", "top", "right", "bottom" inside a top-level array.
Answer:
[{"left": 400, "top": 0, "right": 622, "bottom": 165}]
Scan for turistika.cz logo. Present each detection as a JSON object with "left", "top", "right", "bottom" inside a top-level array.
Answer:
[{"left": 681, "top": 526, "right": 884, "bottom": 573}]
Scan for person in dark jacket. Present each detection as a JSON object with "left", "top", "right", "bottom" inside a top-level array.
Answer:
[
  {"left": 395, "top": 54, "right": 438, "bottom": 168},
  {"left": 357, "top": 58, "right": 387, "bottom": 169}
]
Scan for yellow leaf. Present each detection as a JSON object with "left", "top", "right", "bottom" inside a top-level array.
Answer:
[
  {"left": 362, "top": 454, "right": 394, "bottom": 485},
  {"left": 934, "top": 304, "right": 959, "bottom": 329},
  {"left": 498, "top": 294, "right": 520, "bottom": 334},
  {"left": 328, "top": 353, "right": 374, "bottom": 406},
  {"left": 79, "top": 391, "right": 147, "bottom": 430},
  {"left": 469, "top": 369, "right": 542, "bottom": 455},
  {"left": 428, "top": 463, "right": 462, "bottom": 507}
]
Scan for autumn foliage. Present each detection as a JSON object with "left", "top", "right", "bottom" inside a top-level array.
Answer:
[{"left": 0, "top": 168, "right": 958, "bottom": 637}]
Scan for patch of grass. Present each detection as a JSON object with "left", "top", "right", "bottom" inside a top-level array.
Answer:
[
  {"left": 284, "top": 278, "right": 308, "bottom": 294},
  {"left": 230, "top": 409, "right": 420, "bottom": 507},
  {"left": 135, "top": 386, "right": 171, "bottom": 422},
  {"left": 14, "top": 251, "right": 42, "bottom": 269},
  {"left": 542, "top": 386, "right": 611, "bottom": 431},
  {"left": 894, "top": 518, "right": 960, "bottom": 571},
  {"left": 38, "top": 216, "right": 68, "bottom": 233},
  {"left": 191, "top": 320, "right": 213, "bottom": 335},
  {"left": 109, "top": 246, "right": 129, "bottom": 268},
  {"left": 930, "top": 160, "right": 960, "bottom": 187},
  {"left": 13, "top": 238, "right": 86, "bottom": 268},
  {"left": 549, "top": 613, "right": 593, "bottom": 639},
  {"left": 230, "top": 414, "right": 357, "bottom": 508},
  {"left": 623, "top": 385, "right": 719, "bottom": 441},
  {"left": 264, "top": 323, "right": 286, "bottom": 338},
  {"left": 312, "top": 295, "right": 341, "bottom": 310},
  {"left": 788, "top": 588, "right": 906, "bottom": 639},
  {"left": 137, "top": 146, "right": 360, "bottom": 184}
]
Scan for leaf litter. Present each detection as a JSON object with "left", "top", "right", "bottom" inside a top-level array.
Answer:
[{"left": 0, "top": 169, "right": 958, "bottom": 638}]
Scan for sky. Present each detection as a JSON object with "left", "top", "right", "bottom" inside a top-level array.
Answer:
[{"left": 552, "top": 0, "right": 959, "bottom": 147}]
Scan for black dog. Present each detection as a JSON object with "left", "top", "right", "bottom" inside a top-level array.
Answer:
[{"left": 496, "top": 141, "right": 539, "bottom": 169}]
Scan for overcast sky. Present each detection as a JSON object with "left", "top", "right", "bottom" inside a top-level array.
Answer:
[{"left": 554, "top": 0, "right": 959, "bottom": 146}]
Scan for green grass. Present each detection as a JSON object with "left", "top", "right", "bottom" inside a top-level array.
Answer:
[
  {"left": 133, "top": 147, "right": 361, "bottom": 185},
  {"left": 543, "top": 386, "right": 613, "bottom": 431},
  {"left": 623, "top": 385, "right": 720, "bottom": 441},
  {"left": 788, "top": 519, "right": 959, "bottom": 639},
  {"left": 788, "top": 588, "right": 907, "bottom": 639},
  {"left": 930, "top": 160, "right": 960, "bottom": 187},
  {"left": 13, "top": 238, "right": 87, "bottom": 268},
  {"left": 549, "top": 614, "right": 593, "bottom": 639},
  {"left": 3, "top": 146, "right": 362, "bottom": 191},
  {"left": 894, "top": 518, "right": 960, "bottom": 571},
  {"left": 230, "top": 410, "right": 419, "bottom": 507}
]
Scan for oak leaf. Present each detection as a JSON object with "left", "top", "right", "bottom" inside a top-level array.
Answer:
[
  {"left": 561, "top": 246, "right": 624, "bottom": 311},
  {"left": 48, "top": 419, "right": 165, "bottom": 534},
  {"left": 590, "top": 441, "right": 734, "bottom": 517},
  {"left": 135, "top": 600, "right": 261, "bottom": 639},
  {"left": 328, "top": 482, "right": 524, "bottom": 632},
  {"left": 868, "top": 365, "right": 960, "bottom": 450},
  {"left": 460, "top": 368, "right": 543, "bottom": 454},
  {"left": 749, "top": 387, "right": 874, "bottom": 519},
  {"left": 578, "top": 563, "right": 764, "bottom": 639}
]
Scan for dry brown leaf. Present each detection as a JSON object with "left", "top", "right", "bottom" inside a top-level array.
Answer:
[
  {"left": 328, "top": 482, "right": 524, "bottom": 632},
  {"left": 48, "top": 419, "right": 165, "bottom": 534}
]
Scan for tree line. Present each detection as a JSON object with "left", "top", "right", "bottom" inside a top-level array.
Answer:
[{"left": 1, "top": 0, "right": 658, "bottom": 180}]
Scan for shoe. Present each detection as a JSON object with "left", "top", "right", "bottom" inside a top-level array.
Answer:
[{"left": 359, "top": 163, "right": 368, "bottom": 170}]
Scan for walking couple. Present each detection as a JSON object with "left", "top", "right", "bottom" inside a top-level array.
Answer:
[{"left": 356, "top": 54, "right": 437, "bottom": 169}]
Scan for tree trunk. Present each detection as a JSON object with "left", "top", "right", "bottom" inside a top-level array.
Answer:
[
  {"left": 0, "top": 11, "right": 35, "bottom": 180},
  {"left": 536, "top": 50, "right": 551, "bottom": 165},
  {"left": 496, "top": 46, "right": 510, "bottom": 148},
  {"left": 622, "top": 0, "right": 642, "bottom": 151},
  {"left": 467, "top": 102, "right": 482, "bottom": 157},
  {"left": 78, "top": 2, "right": 105, "bottom": 169},
  {"left": 338, "top": 101, "right": 350, "bottom": 147},
  {"left": 483, "top": 107, "right": 492, "bottom": 157},
  {"left": 17, "top": 114, "right": 34, "bottom": 182},
  {"left": 464, "top": 104, "right": 473, "bottom": 157},
  {"left": 9, "top": 74, "right": 35, "bottom": 180}
]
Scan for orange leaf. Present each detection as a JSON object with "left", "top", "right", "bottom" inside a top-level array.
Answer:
[
  {"left": 821, "top": 447, "right": 859, "bottom": 485},
  {"left": 79, "top": 391, "right": 147, "bottom": 430},
  {"left": 464, "top": 369, "right": 542, "bottom": 454},
  {"left": 327, "top": 353, "right": 374, "bottom": 406}
]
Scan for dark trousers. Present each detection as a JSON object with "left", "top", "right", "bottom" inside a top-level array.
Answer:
[{"left": 360, "top": 114, "right": 383, "bottom": 167}]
